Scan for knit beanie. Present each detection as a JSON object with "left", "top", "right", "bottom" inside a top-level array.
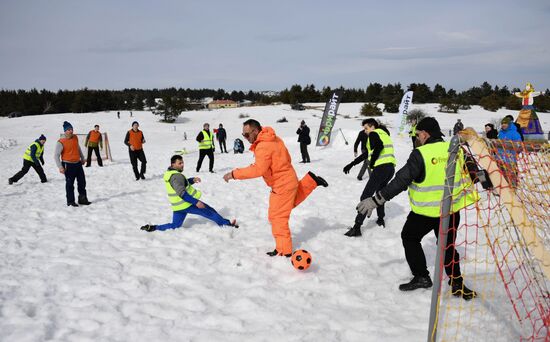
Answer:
[
  {"left": 38, "top": 134, "right": 46, "bottom": 141},
  {"left": 63, "top": 121, "right": 73, "bottom": 131},
  {"left": 416, "top": 117, "right": 444, "bottom": 138},
  {"left": 132, "top": 121, "right": 139, "bottom": 127},
  {"left": 501, "top": 117, "right": 512, "bottom": 124}
]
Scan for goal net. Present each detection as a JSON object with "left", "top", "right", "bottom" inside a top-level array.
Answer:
[
  {"left": 428, "top": 130, "right": 550, "bottom": 341},
  {"left": 59, "top": 133, "right": 113, "bottom": 161}
]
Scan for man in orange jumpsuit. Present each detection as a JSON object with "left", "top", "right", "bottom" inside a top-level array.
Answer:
[{"left": 223, "top": 119, "right": 328, "bottom": 257}]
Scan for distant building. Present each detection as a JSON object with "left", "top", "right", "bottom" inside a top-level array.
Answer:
[
  {"left": 239, "top": 100, "right": 253, "bottom": 107},
  {"left": 208, "top": 100, "right": 238, "bottom": 109}
]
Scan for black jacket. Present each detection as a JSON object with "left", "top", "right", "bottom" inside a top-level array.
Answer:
[
  {"left": 216, "top": 127, "right": 227, "bottom": 141},
  {"left": 353, "top": 130, "right": 368, "bottom": 153},
  {"left": 296, "top": 125, "right": 311, "bottom": 145},
  {"left": 453, "top": 122, "right": 464, "bottom": 135},
  {"left": 486, "top": 129, "right": 498, "bottom": 139},
  {"left": 379, "top": 137, "right": 478, "bottom": 201},
  {"left": 351, "top": 131, "right": 384, "bottom": 169}
]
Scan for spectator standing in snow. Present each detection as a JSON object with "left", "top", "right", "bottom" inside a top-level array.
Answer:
[
  {"left": 353, "top": 119, "right": 370, "bottom": 181},
  {"left": 453, "top": 119, "right": 464, "bottom": 135},
  {"left": 124, "top": 121, "right": 147, "bottom": 180},
  {"left": 296, "top": 120, "right": 311, "bottom": 163},
  {"left": 55, "top": 121, "right": 91, "bottom": 207},
  {"left": 9, "top": 135, "right": 48, "bottom": 185},
  {"left": 196, "top": 123, "right": 215, "bottom": 172},
  {"left": 140, "top": 155, "right": 238, "bottom": 232},
  {"left": 343, "top": 119, "right": 395, "bottom": 234},
  {"left": 505, "top": 114, "right": 524, "bottom": 141},
  {"left": 356, "top": 117, "right": 478, "bottom": 299},
  {"left": 216, "top": 123, "right": 228, "bottom": 153},
  {"left": 84, "top": 125, "right": 103, "bottom": 167},
  {"left": 223, "top": 119, "right": 328, "bottom": 257}
]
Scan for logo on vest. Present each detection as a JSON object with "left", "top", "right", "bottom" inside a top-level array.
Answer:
[{"left": 431, "top": 157, "right": 448, "bottom": 165}]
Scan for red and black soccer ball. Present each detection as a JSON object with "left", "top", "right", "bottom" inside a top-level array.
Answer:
[{"left": 291, "top": 249, "right": 312, "bottom": 271}]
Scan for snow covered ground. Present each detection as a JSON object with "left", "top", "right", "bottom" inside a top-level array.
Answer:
[{"left": 0, "top": 104, "right": 548, "bottom": 341}]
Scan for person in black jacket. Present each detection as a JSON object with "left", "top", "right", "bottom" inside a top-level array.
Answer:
[
  {"left": 216, "top": 123, "right": 228, "bottom": 153},
  {"left": 9, "top": 135, "right": 48, "bottom": 184},
  {"left": 296, "top": 120, "right": 311, "bottom": 163},
  {"left": 453, "top": 119, "right": 464, "bottom": 135},
  {"left": 484, "top": 123, "right": 498, "bottom": 139},
  {"left": 343, "top": 119, "right": 395, "bottom": 235},
  {"left": 356, "top": 117, "right": 478, "bottom": 300},
  {"left": 353, "top": 119, "right": 370, "bottom": 180}
]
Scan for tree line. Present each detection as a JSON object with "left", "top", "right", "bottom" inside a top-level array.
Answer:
[{"left": 1, "top": 82, "right": 549, "bottom": 117}]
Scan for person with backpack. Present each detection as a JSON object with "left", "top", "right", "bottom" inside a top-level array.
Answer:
[
  {"left": 9, "top": 134, "right": 48, "bottom": 185},
  {"left": 216, "top": 123, "right": 228, "bottom": 153},
  {"left": 196, "top": 123, "right": 215, "bottom": 172},
  {"left": 343, "top": 119, "right": 396, "bottom": 234},
  {"left": 85, "top": 124, "right": 103, "bottom": 167},
  {"left": 233, "top": 138, "right": 244, "bottom": 153},
  {"left": 296, "top": 120, "right": 311, "bottom": 163},
  {"left": 140, "top": 155, "right": 238, "bottom": 232},
  {"left": 124, "top": 121, "right": 147, "bottom": 180}
]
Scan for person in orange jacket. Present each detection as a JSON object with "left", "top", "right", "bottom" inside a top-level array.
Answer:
[{"left": 223, "top": 119, "right": 328, "bottom": 257}]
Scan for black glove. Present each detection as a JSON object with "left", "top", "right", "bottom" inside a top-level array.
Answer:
[{"left": 343, "top": 162, "right": 355, "bottom": 174}]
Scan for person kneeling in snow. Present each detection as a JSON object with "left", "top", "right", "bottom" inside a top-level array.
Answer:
[{"left": 141, "top": 155, "right": 238, "bottom": 232}]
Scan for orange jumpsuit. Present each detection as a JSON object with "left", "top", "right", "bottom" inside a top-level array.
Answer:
[{"left": 232, "top": 127, "right": 318, "bottom": 255}]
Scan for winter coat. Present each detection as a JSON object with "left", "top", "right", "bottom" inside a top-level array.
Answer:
[
  {"left": 486, "top": 129, "right": 498, "bottom": 139},
  {"left": 216, "top": 127, "right": 227, "bottom": 141},
  {"left": 453, "top": 121, "right": 464, "bottom": 135},
  {"left": 353, "top": 130, "right": 368, "bottom": 153},
  {"left": 232, "top": 126, "right": 298, "bottom": 193},
  {"left": 296, "top": 125, "right": 311, "bottom": 145},
  {"left": 498, "top": 123, "right": 521, "bottom": 141}
]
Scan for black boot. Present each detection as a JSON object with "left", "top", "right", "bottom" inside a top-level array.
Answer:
[
  {"left": 140, "top": 224, "right": 157, "bottom": 232},
  {"left": 344, "top": 224, "right": 362, "bottom": 237},
  {"left": 376, "top": 218, "right": 385, "bottom": 227},
  {"left": 140, "top": 173, "right": 145, "bottom": 180},
  {"left": 449, "top": 277, "right": 477, "bottom": 300},
  {"left": 230, "top": 219, "right": 239, "bottom": 229},
  {"left": 308, "top": 171, "right": 328, "bottom": 187},
  {"left": 78, "top": 195, "right": 91, "bottom": 205},
  {"left": 266, "top": 249, "right": 291, "bottom": 257},
  {"left": 398, "top": 275, "right": 433, "bottom": 291},
  {"left": 8, "top": 178, "right": 14, "bottom": 185},
  {"left": 67, "top": 202, "right": 79, "bottom": 207}
]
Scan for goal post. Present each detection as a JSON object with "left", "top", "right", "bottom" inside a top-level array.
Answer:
[
  {"left": 428, "top": 129, "right": 550, "bottom": 341},
  {"left": 59, "top": 133, "right": 113, "bottom": 161}
]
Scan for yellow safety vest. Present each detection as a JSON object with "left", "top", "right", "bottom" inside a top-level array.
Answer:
[
  {"left": 198, "top": 130, "right": 214, "bottom": 150},
  {"left": 367, "top": 128, "right": 396, "bottom": 168},
  {"left": 163, "top": 170, "right": 202, "bottom": 211},
  {"left": 409, "top": 125, "right": 417, "bottom": 137},
  {"left": 23, "top": 141, "right": 43, "bottom": 162},
  {"left": 408, "top": 141, "right": 479, "bottom": 217}
]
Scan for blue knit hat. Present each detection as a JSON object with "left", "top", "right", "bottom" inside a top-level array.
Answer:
[
  {"left": 38, "top": 134, "right": 46, "bottom": 141},
  {"left": 63, "top": 121, "right": 73, "bottom": 131}
]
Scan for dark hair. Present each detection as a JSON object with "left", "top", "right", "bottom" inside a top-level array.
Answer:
[
  {"left": 171, "top": 154, "right": 183, "bottom": 164},
  {"left": 364, "top": 118, "right": 390, "bottom": 135},
  {"left": 243, "top": 119, "right": 262, "bottom": 130},
  {"left": 361, "top": 119, "right": 369, "bottom": 126},
  {"left": 485, "top": 123, "right": 495, "bottom": 129},
  {"left": 94, "top": 124, "right": 99, "bottom": 128}
]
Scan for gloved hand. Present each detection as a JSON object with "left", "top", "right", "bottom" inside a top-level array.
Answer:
[
  {"left": 343, "top": 162, "right": 355, "bottom": 174},
  {"left": 357, "top": 192, "right": 387, "bottom": 217}
]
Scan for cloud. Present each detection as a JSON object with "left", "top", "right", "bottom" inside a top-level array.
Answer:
[
  {"left": 87, "top": 38, "right": 188, "bottom": 54},
  {"left": 357, "top": 43, "right": 503, "bottom": 60}
]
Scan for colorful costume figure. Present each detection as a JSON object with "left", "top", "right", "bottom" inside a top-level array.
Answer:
[{"left": 514, "top": 83, "right": 545, "bottom": 141}]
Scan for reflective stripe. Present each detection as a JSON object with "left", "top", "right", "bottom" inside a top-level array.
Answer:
[
  {"left": 163, "top": 170, "right": 202, "bottom": 211},
  {"left": 409, "top": 179, "right": 468, "bottom": 192},
  {"left": 378, "top": 153, "right": 395, "bottom": 160},
  {"left": 410, "top": 191, "right": 468, "bottom": 208},
  {"left": 383, "top": 144, "right": 393, "bottom": 148},
  {"left": 171, "top": 200, "right": 187, "bottom": 207},
  {"left": 367, "top": 129, "right": 396, "bottom": 167}
]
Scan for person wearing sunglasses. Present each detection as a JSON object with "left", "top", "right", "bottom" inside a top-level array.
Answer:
[{"left": 223, "top": 119, "right": 328, "bottom": 257}]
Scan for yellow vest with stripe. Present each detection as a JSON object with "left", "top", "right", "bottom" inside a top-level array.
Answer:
[
  {"left": 23, "top": 141, "right": 43, "bottom": 162},
  {"left": 367, "top": 129, "right": 396, "bottom": 167},
  {"left": 408, "top": 141, "right": 479, "bottom": 217},
  {"left": 198, "top": 130, "right": 214, "bottom": 150},
  {"left": 163, "top": 170, "right": 202, "bottom": 211}
]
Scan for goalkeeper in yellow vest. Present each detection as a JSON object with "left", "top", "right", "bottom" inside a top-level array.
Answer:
[
  {"left": 196, "top": 123, "right": 215, "bottom": 173},
  {"left": 141, "top": 155, "right": 237, "bottom": 232},
  {"left": 356, "top": 117, "right": 479, "bottom": 300},
  {"left": 9, "top": 134, "right": 48, "bottom": 184}
]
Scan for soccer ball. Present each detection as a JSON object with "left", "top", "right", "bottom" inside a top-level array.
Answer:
[{"left": 291, "top": 249, "right": 312, "bottom": 271}]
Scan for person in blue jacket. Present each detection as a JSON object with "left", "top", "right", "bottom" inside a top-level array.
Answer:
[
  {"left": 9, "top": 135, "right": 48, "bottom": 184},
  {"left": 140, "top": 155, "right": 238, "bottom": 232},
  {"left": 497, "top": 117, "right": 522, "bottom": 186}
]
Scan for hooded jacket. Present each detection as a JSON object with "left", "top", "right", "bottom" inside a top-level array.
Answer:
[
  {"left": 498, "top": 122, "right": 522, "bottom": 141},
  {"left": 232, "top": 127, "right": 298, "bottom": 192}
]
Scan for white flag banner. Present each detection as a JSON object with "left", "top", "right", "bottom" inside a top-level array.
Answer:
[{"left": 396, "top": 91, "right": 413, "bottom": 136}]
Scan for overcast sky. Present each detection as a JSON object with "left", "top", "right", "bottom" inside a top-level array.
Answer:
[{"left": 1, "top": 0, "right": 549, "bottom": 92}]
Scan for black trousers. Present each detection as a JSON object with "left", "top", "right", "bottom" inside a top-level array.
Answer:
[
  {"left": 357, "top": 148, "right": 370, "bottom": 179},
  {"left": 401, "top": 211, "right": 461, "bottom": 278},
  {"left": 354, "top": 163, "right": 395, "bottom": 225},
  {"left": 129, "top": 149, "right": 147, "bottom": 178},
  {"left": 86, "top": 146, "right": 103, "bottom": 166},
  {"left": 219, "top": 140, "right": 228, "bottom": 153},
  {"left": 11, "top": 159, "right": 47, "bottom": 183},
  {"left": 300, "top": 143, "right": 310, "bottom": 162},
  {"left": 197, "top": 148, "right": 214, "bottom": 172},
  {"left": 64, "top": 162, "right": 87, "bottom": 204}
]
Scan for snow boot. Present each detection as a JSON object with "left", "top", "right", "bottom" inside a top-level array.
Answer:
[
  {"left": 376, "top": 218, "right": 385, "bottom": 227},
  {"left": 449, "top": 277, "right": 477, "bottom": 301},
  {"left": 78, "top": 196, "right": 91, "bottom": 205},
  {"left": 308, "top": 171, "right": 328, "bottom": 187},
  {"left": 8, "top": 178, "right": 14, "bottom": 185},
  {"left": 67, "top": 202, "right": 79, "bottom": 207},
  {"left": 266, "top": 249, "right": 291, "bottom": 257},
  {"left": 344, "top": 223, "right": 362, "bottom": 237},
  {"left": 398, "top": 275, "right": 433, "bottom": 291},
  {"left": 140, "top": 173, "right": 145, "bottom": 180},
  {"left": 140, "top": 224, "right": 156, "bottom": 232}
]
